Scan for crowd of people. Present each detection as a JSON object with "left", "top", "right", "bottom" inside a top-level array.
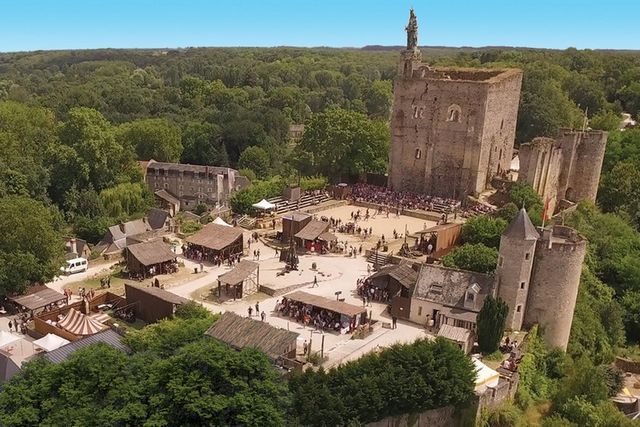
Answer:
[
  {"left": 351, "top": 184, "right": 461, "bottom": 213},
  {"left": 182, "top": 244, "right": 242, "bottom": 267},
  {"left": 275, "top": 297, "right": 357, "bottom": 334},
  {"left": 356, "top": 278, "right": 392, "bottom": 304}
]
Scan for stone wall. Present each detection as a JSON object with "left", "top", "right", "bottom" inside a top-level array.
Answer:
[
  {"left": 517, "top": 137, "right": 563, "bottom": 214},
  {"left": 615, "top": 356, "right": 640, "bottom": 374},
  {"left": 365, "top": 405, "right": 459, "bottom": 427}
]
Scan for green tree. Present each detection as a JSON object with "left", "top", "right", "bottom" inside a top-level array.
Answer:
[
  {"left": 0, "top": 196, "right": 64, "bottom": 295},
  {"left": 180, "top": 122, "right": 228, "bottom": 166},
  {"left": 590, "top": 110, "right": 620, "bottom": 131},
  {"left": 58, "top": 107, "right": 137, "bottom": 192},
  {"left": 460, "top": 215, "right": 508, "bottom": 249},
  {"left": 238, "top": 146, "right": 270, "bottom": 179},
  {"left": 117, "top": 118, "right": 182, "bottom": 162},
  {"left": 476, "top": 295, "right": 509, "bottom": 354},
  {"left": 289, "top": 338, "right": 475, "bottom": 426},
  {"left": 363, "top": 80, "right": 392, "bottom": 118},
  {"left": 508, "top": 182, "right": 543, "bottom": 210},
  {"left": 297, "top": 107, "right": 389, "bottom": 179},
  {"left": 99, "top": 182, "right": 153, "bottom": 218},
  {"left": 442, "top": 243, "right": 498, "bottom": 274},
  {"left": 517, "top": 62, "right": 583, "bottom": 143},
  {"left": 598, "top": 161, "right": 640, "bottom": 228},
  {"left": 497, "top": 202, "right": 519, "bottom": 223}
]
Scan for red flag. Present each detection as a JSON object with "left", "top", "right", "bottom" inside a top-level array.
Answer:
[{"left": 543, "top": 197, "right": 551, "bottom": 221}]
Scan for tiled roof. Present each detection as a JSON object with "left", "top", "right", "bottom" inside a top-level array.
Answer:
[
  {"left": 413, "top": 264, "right": 494, "bottom": 312},
  {"left": 503, "top": 208, "right": 540, "bottom": 241}
]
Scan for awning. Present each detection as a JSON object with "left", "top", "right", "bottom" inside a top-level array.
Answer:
[
  {"left": 285, "top": 291, "right": 366, "bottom": 318},
  {"left": 33, "top": 333, "right": 70, "bottom": 352},
  {"left": 0, "top": 331, "right": 20, "bottom": 348},
  {"left": 252, "top": 199, "right": 275, "bottom": 210},
  {"left": 294, "top": 220, "right": 329, "bottom": 241},
  {"left": 473, "top": 357, "right": 500, "bottom": 391},
  {"left": 212, "top": 216, "right": 232, "bottom": 227},
  {"left": 58, "top": 308, "right": 107, "bottom": 336},
  {"left": 318, "top": 231, "right": 338, "bottom": 242},
  {"left": 8, "top": 287, "right": 66, "bottom": 311}
]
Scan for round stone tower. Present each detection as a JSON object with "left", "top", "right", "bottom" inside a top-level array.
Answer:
[
  {"left": 496, "top": 208, "right": 539, "bottom": 331},
  {"left": 523, "top": 225, "right": 587, "bottom": 350}
]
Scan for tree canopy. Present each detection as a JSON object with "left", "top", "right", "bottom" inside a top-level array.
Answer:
[
  {"left": 442, "top": 243, "right": 498, "bottom": 274},
  {"left": 0, "top": 196, "right": 64, "bottom": 295},
  {"left": 296, "top": 107, "right": 389, "bottom": 180}
]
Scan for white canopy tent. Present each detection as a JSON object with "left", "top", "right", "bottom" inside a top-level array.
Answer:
[
  {"left": 510, "top": 155, "right": 520, "bottom": 172},
  {"left": 33, "top": 333, "right": 70, "bottom": 352},
  {"left": 252, "top": 199, "right": 276, "bottom": 210},
  {"left": 212, "top": 217, "right": 232, "bottom": 227},
  {"left": 0, "top": 331, "right": 20, "bottom": 349},
  {"left": 473, "top": 357, "right": 500, "bottom": 392}
]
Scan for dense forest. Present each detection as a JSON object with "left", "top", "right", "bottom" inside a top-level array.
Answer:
[{"left": 1, "top": 46, "right": 640, "bottom": 425}]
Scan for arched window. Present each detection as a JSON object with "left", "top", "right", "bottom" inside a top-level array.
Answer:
[
  {"left": 446, "top": 104, "right": 462, "bottom": 122},
  {"left": 415, "top": 148, "right": 422, "bottom": 159}
]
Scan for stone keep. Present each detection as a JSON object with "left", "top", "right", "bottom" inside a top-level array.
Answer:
[
  {"left": 496, "top": 209, "right": 587, "bottom": 350},
  {"left": 388, "top": 10, "right": 523, "bottom": 199}
]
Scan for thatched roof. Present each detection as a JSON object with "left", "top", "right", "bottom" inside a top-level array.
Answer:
[
  {"left": 218, "top": 260, "right": 259, "bottom": 286},
  {"left": 294, "top": 220, "right": 329, "bottom": 241},
  {"left": 127, "top": 241, "right": 176, "bottom": 267},
  {"left": 205, "top": 312, "right": 299, "bottom": 360},
  {"left": 9, "top": 288, "right": 66, "bottom": 311},
  {"left": 186, "top": 223, "right": 243, "bottom": 251},
  {"left": 285, "top": 291, "right": 366, "bottom": 317}
]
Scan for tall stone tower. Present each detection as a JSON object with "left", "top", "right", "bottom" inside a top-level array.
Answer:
[
  {"left": 388, "top": 10, "right": 523, "bottom": 199},
  {"left": 524, "top": 225, "right": 587, "bottom": 350},
  {"left": 496, "top": 208, "right": 539, "bottom": 331}
]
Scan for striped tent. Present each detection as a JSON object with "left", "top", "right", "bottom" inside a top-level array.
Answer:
[{"left": 58, "top": 308, "right": 107, "bottom": 336}]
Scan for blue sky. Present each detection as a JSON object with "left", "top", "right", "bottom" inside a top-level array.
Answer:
[{"left": 0, "top": 0, "right": 637, "bottom": 52}]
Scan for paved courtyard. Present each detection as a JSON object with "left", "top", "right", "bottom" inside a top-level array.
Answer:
[{"left": 33, "top": 204, "right": 437, "bottom": 368}]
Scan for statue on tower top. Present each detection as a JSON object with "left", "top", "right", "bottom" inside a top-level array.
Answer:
[{"left": 406, "top": 8, "right": 418, "bottom": 51}]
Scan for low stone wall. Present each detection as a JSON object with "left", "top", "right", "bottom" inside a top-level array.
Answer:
[
  {"left": 365, "top": 406, "right": 460, "bottom": 427},
  {"left": 477, "top": 373, "right": 519, "bottom": 412},
  {"left": 350, "top": 200, "right": 442, "bottom": 221},
  {"left": 615, "top": 356, "right": 640, "bottom": 374}
]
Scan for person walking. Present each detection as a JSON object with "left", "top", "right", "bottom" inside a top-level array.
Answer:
[
  {"left": 261, "top": 311, "right": 266, "bottom": 322},
  {"left": 303, "top": 340, "right": 308, "bottom": 355},
  {"left": 248, "top": 306, "right": 253, "bottom": 317},
  {"left": 312, "top": 275, "right": 318, "bottom": 287},
  {"left": 392, "top": 316, "right": 397, "bottom": 329},
  {"left": 7, "top": 320, "right": 12, "bottom": 332},
  {"left": 255, "top": 302, "right": 260, "bottom": 314}
]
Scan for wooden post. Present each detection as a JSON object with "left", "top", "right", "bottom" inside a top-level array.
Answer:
[{"left": 321, "top": 334, "right": 325, "bottom": 359}]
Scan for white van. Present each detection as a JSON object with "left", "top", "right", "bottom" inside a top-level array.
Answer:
[{"left": 61, "top": 257, "right": 88, "bottom": 275}]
